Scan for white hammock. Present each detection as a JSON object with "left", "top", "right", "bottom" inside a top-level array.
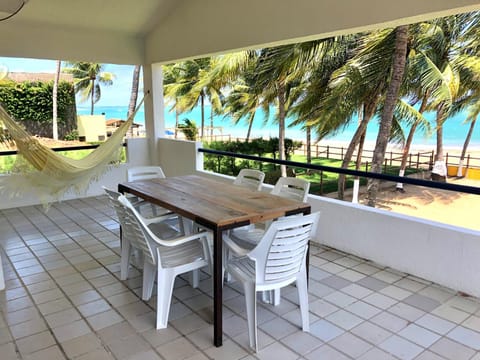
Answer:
[{"left": 0, "top": 96, "right": 145, "bottom": 202}]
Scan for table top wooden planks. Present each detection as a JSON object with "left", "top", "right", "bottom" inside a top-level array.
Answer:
[{"left": 118, "top": 174, "right": 311, "bottom": 230}]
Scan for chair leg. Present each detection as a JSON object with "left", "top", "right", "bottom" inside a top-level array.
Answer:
[
  {"left": 120, "top": 239, "right": 132, "bottom": 281},
  {"left": 261, "top": 290, "right": 271, "bottom": 304},
  {"left": 244, "top": 282, "right": 258, "bottom": 352},
  {"left": 296, "top": 274, "right": 310, "bottom": 332},
  {"left": 191, "top": 269, "right": 199, "bottom": 288},
  {"left": 151, "top": 203, "right": 157, "bottom": 217},
  {"left": 142, "top": 261, "right": 156, "bottom": 301},
  {"left": 156, "top": 268, "right": 176, "bottom": 329},
  {"left": 273, "top": 289, "right": 281, "bottom": 306}
]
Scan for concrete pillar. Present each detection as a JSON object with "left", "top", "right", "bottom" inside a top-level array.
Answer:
[{"left": 143, "top": 63, "right": 165, "bottom": 165}]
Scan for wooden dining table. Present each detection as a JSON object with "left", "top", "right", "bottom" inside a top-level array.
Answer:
[{"left": 118, "top": 174, "right": 311, "bottom": 347}]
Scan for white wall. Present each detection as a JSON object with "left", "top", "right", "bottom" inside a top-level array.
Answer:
[
  {"left": 157, "top": 138, "right": 203, "bottom": 177},
  {"left": 308, "top": 195, "right": 480, "bottom": 298}
]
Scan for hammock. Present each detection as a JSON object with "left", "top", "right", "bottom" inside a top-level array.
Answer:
[{"left": 0, "top": 95, "right": 146, "bottom": 202}]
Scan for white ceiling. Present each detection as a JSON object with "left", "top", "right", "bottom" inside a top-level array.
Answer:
[{"left": 0, "top": 0, "right": 480, "bottom": 65}]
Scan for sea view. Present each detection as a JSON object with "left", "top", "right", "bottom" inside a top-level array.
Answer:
[{"left": 77, "top": 104, "right": 480, "bottom": 149}]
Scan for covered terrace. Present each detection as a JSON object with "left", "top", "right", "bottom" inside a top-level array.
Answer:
[{"left": 1, "top": 1, "right": 480, "bottom": 359}]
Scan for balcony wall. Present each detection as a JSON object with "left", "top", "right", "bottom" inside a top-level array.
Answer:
[{"left": 154, "top": 138, "right": 480, "bottom": 298}]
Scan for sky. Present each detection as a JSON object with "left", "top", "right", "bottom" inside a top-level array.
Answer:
[{"left": 0, "top": 56, "right": 137, "bottom": 107}]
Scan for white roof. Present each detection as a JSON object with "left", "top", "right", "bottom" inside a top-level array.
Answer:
[{"left": 1, "top": 0, "right": 479, "bottom": 65}]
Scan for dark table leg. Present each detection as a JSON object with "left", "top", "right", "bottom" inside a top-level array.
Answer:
[{"left": 213, "top": 227, "right": 223, "bottom": 347}]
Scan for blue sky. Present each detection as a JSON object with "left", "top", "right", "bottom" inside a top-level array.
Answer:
[{"left": 0, "top": 57, "right": 137, "bottom": 107}]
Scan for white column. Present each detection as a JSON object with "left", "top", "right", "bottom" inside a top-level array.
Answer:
[{"left": 143, "top": 63, "right": 165, "bottom": 165}]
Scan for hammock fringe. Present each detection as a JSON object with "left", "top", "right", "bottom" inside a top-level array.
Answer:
[{"left": 0, "top": 94, "right": 147, "bottom": 206}]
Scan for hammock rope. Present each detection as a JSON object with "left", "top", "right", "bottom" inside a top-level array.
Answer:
[{"left": 0, "top": 94, "right": 146, "bottom": 201}]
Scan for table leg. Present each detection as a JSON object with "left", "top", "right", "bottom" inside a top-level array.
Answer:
[{"left": 213, "top": 228, "right": 223, "bottom": 347}]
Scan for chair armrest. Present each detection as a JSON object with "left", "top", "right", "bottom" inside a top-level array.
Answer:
[
  {"left": 142, "top": 213, "right": 176, "bottom": 226},
  {"left": 223, "top": 235, "right": 251, "bottom": 257},
  {"left": 155, "top": 230, "right": 212, "bottom": 247}
]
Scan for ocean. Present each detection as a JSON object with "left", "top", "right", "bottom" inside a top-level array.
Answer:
[{"left": 77, "top": 104, "right": 480, "bottom": 148}]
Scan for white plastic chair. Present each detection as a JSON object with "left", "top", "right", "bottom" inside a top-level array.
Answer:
[
  {"left": 103, "top": 187, "right": 182, "bottom": 282},
  {"left": 233, "top": 169, "right": 265, "bottom": 191},
  {"left": 230, "top": 177, "right": 311, "bottom": 246},
  {"left": 227, "top": 177, "right": 311, "bottom": 303},
  {"left": 118, "top": 195, "right": 212, "bottom": 329},
  {"left": 271, "top": 176, "right": 310, "bottom": 202},
  {"left": 224, "top": 212, "right": 320, "bottom": 351},
  {"left": 127, "top": 166, "right": 171, "bottom": 217},
  {"left": 127, "top": 166, "right": 166, "bottom": 181}
]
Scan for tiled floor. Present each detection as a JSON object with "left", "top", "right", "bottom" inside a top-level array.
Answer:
[{"left": 1, "top": 196, "right": 480, "bottom": 360}]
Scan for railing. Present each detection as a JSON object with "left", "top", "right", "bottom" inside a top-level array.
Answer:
[
  {"left": 198, "top": 148, "right": 480, "bottom": 196},
  {"left": 201, "top": 139, "right": 480, "bottom": 172}
]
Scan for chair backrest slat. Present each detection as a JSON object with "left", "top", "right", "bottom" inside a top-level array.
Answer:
[
  {"left": 250, "top": 212, "right": 320, "bottom": 285},
  {"left": 127, "top": 166, "right": 166, "bottom": 182},
  {"left": 104, "top": 187, "right": 157, "bottom": 265},
  {"left": 271, "top": 177, "right": 310, "bottom": 202},
  {"left": 233, "top": 169, "right": 265, "bottom": 191}
]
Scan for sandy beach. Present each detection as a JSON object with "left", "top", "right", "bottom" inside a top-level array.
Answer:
[
  {"left": 315, "top": 140, "right": 480, "bottom": 232},
  {"left": 348, "top": 177, "right": 480, "bottom": 231}
]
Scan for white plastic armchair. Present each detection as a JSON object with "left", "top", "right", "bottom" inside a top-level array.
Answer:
[
  {"left": 127, "top": 166, "right": 171, "bottom": 217},
  {"left": 127, "top": 166, "right": 166, "bottom": 181},
  {"left": 224, "top": 212, "right": 320, "bottom": 351},
  {"left": 230, "top": 177, "right": 311, "bottom": 246},
  {"left": 271, "top": 176, "right": 310, "bottom": 202},
  {"left": 103, "top": 187, "right": 183, "bottom": 282},
  {"left": 118, "top": 195, "right": 212, "bottom": 329},
  {"left": 233, "top": 169, "right": 265, "bottom": 191}
]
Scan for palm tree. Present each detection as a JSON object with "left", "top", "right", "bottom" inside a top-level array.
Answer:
[
  {"left": 64, "top": 62, "right": 115, "bottom": 115},
  {"left": 366, "top": 25, "right": 409, "bottom": 206},
  {"left": 52, "top": 60, "right": 61, "bottom": 140},
  {"left": 172, "top": 58, "right": 211, "bottom": 139},
  {"left": 254, "top": 45, "right": 311, "bottom": 176},
  {"left": 193, "top": 57, "right": 225, "bottom": 140},
  {"left": 296, "top": 30, "right": 398, "bottom": 200},
  {"left": 411, "top": 13, "right": 480, "bottom": 182},
  {"left": 163, "top": 64, "right": 184, "bottom": 138},
  {"left": 290, "top": 36, "right": 357, "bottom": 168},
  {"left": 223, "top": 77, "right": 267, "bottom": 142},
  {"left": 127, "top": 65, "right": 141, "bottom": 119}
]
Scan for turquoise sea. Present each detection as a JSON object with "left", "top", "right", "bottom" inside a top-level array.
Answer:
[{"left": 77, "top": 104, "right": 480, "bottom": 148}]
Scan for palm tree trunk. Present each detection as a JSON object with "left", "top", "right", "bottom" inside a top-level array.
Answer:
[
  {"left": 396, "top": 96, "right": 428, "bottom": 190},
  {"left": 337, "top": 101, "right": 375, "bottom": 200},
  {"left": 246, "top": 112, "right": 255, "bottom": 142},
  {"left": 432, "top": 104, "right": 447, "bottom": 182},
  {"left": 210, "top": 107, "right": 214, "bottom": 140},
  {"left": 277, "top": 80, "right": 287, "bottom": 177},
  {"left": 351, "top": 129, "right": 367, "bottom": 203},
  {"left": 52, "top": 60, "right": 61, "bottom": 140},
  {"left": 174, "top": 104, "right": 179, "bottom": 139},
  {"left": 457, "top": 118, "right": 476, "bottom": 177},
  {"left": 395, "top": 122, "right": 418, "bottom": 191},
  {"left": 127, "top": 65, "right": 141, "bottom": 119},
  {"left": 200, "top": 93, "right": 205, "bottom": 140},
  {"left": 367, "top": 25, "right": 408, "bottom": 207},
  {"left": 306, "top": 126, "right": 311, "bottom": 164},
  {"left": 90, "top": 79, "right": 95, "bottom": 115}
]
